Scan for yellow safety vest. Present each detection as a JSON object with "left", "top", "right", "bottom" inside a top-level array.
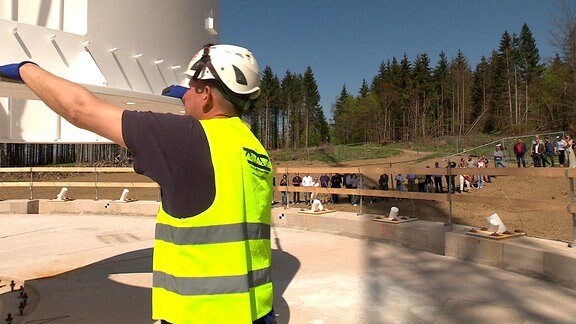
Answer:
[{"left": 152, "top": 117, "right": 273, "bottom": 323}]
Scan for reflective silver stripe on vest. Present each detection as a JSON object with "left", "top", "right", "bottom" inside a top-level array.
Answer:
[
  {"left": 155, "top": 222, "right": 270, "bottom": 245},
  {"left": 154, "top": 267, "right": 272, "bottom": 296}
]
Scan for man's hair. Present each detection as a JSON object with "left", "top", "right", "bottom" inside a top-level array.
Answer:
[{"left": 199, "top": 79, "right": 243, "bottom": 116}]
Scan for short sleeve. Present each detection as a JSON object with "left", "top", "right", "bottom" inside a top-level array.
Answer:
[{"left": 121, "top": 110, "right": 215, "bottom": 217}]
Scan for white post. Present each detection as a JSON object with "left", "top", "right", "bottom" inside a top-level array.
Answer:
[
  {"left": 118, "top": 188, "right": 129, "bottom": 202},
  {"left": 56, "top": 187, "right": 68, "bottom": 201}
]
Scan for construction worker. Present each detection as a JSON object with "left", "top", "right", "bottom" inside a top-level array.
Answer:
[{"left": 0, "top": 44, "right": 275, "bottom": 323}]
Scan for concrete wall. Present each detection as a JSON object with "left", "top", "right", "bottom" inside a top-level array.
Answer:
[{"left": 445, "top": 230, "right": 576, "bottom": 289}]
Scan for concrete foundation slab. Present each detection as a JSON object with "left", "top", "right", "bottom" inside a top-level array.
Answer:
[{"left": 2, "top": 214, "right": 576, "bottom": 323}]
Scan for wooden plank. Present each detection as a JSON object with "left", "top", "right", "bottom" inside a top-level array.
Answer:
[
  {"left": 93, "top": 167, "right": 135, "bottom": 173},
  {"left": 0, "top": 167, "right": 32, "bottom": 173},
  {"left": 297, "top": 209, "right": 336, "bottom": 215},
  {"left": 275, "top": 167, "right": 436, "bottom": 176},
  {"left": 372, "top": 216, "right": 418, "bottom": 224},
  {"left": 30, "top": 167, "right": 100, "bottom": 173},
  {"left": 0, "top": 166, "right": 568, "bottom": 177},
  {"left": 273, "top": 186, "right": 450, "bottom": 201},
  {"left": 0, "top": 167, "right": 135, "bottom": 173},
  {"left": 277, "top": 167, "right": 360, "bottom": 174},
  {"left": 466, "top": 229, "right": 526, "bottom": 240},
  {"left": 0, "top": 181, "right": 158, "bottom": 188},
  {"left": 273, "top": 166, "right": 568, "bottom": 178},
  {"left": 31, "top": 167, "right": 134, "bottom": 173},
  {"left": 0, "top": 182, "right": 30, "bottom": 187}
]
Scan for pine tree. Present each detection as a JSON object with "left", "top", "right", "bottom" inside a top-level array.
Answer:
[
  {"left": 498, "top": 31, "right": 517, "bottom": 125},
  {"left": 470, "top": 56, "right": 490, "bottom": 133},
  {"left": 517, "top": 23, "right": 545, "bottom": 129},
  {"left": 449, "top": 50, "right": 472, "bottom": 137},
  {"left": 371, "top": 60, "right": 396, "bottom": 143},
  {"left": 488, "top": 50, "right": 508, "bottom": 133},
  {"left": 280, "top": 71, "right": 303, "bottom": 149},
  {"left": 412, "top": 53, "right": 431, "bottom": 137},
  {"left": 256, "top": 66, "right": 281, "bottom": 148},
  {"left": 398, "top": 54, "right": 413, "bottom": 140},
  {"left": 331, "top": 85, "right": 355, "bottom": 144},
  {"left": 358, "top": 79, "right": 370, "bottom": 97},
  {"left": 302, "top": 67, "right": 321, "bottom": 148},
  {"left": 432, "top": 52, "right": 450, "bottom": 137}
]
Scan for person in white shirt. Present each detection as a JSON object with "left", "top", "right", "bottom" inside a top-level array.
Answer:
[
  {"left": 493, "top": 144, "right": 506, "bottom": 167},
  {"left": 557, "top": 135, "right": 567, "bottom": 167},
  {"left": 459, "top": 174, "right": 472, "bottom": 193},
  {"left": 532, "top": 135, "right": 545, "bottom": 167},
  {"left": 301, "top": 173, "right": 314, "bottom": 204},
  {"left": 476, "top": 157, "right": 486, "bottom": 188}
]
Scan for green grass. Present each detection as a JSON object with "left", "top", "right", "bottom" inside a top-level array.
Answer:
[
  {"left": 269, "top": 144, "right": 402, "bottom": 163},
  {"left": 269, "top": 132, "right": 564, "bottom": 164}
]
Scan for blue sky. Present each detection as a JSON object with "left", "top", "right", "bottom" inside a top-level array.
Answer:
[{"left": 220, "top": 0, "right": 562, "bottom": 121}]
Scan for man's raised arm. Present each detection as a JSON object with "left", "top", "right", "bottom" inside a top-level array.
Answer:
[{"left": 6, "top": 62, "right": 126, "bottom": 147}]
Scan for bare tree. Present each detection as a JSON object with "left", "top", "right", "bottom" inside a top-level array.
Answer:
[{"left": 550, "top": 0, "right": 576, "bottom": 83}]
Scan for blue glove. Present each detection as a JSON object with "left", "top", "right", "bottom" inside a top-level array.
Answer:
[
  {"left": 0, "top": 61, "right": 36, "bottom": 82},
  {"left": 161, "top": 85, "right": 188, "bottom": 99}
]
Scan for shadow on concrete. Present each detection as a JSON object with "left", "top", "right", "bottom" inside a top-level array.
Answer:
[
  {"left": 24, "top": 248, "right": 154, "bottom": 323},
  {"left": 22, "top": 246, "right": 300, "bottom": 323},
  {"left": 271, "top": 248, "right": 300, "bottom": 324},
  {"left": 361, "top": 238, "right": 576, "bottom": 322}
]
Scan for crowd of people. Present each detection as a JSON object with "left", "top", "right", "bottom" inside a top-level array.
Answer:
[
  {"left": 513, "top": 135, "right": 576, "bottom": 168},
  {"left": 389, "top": 155, "right": 491, "bottom": 196},
  {"left": 279, "top": 172, "right": 365, "bottom": 207},
  {"left": 277, "top": 134, "right": 576, "bottom": 206}
]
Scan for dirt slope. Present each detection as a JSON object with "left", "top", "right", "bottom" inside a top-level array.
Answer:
[{"left": 274, "top": 150, "right": 572, "bottom": 242}]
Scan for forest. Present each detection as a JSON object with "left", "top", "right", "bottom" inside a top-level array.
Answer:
[
  {"left": 1, "top": 3, "right": 576, "bottom": 167},
  {"left": 247, "top": 3, "right": 576, "bottom": 149}
]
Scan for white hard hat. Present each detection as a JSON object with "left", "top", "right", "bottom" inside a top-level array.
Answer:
[{"left": 185, "top": 44, "right": 261, "bottom": 100}]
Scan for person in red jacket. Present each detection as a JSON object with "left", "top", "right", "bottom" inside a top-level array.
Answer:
[{"left": 513, "top": 138, "right": 527, "bottom": 167}]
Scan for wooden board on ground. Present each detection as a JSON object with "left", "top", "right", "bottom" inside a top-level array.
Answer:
[
  {"left": 465, "top": 228, "right": 526, "bottom": 240},
  {"left": 298, "top": 209, "right": 335, "bottom": 215},
  {"left": 111, "top": 199, "right": 138, "bottom": 203},
  {"left": 372, "top": 216, "right": 418, "bottom": 224},
  {"left": 49, "top": 198, "right": 75, "bottom": 202}
]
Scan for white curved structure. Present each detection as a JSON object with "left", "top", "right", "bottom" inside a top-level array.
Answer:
[{"left": 0, "top": 0, "right": 219, "bottom": 143}]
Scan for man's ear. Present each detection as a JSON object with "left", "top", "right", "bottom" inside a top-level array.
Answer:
[{"left": 202, "top": 85, "right": 214, "bottom": 113}]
